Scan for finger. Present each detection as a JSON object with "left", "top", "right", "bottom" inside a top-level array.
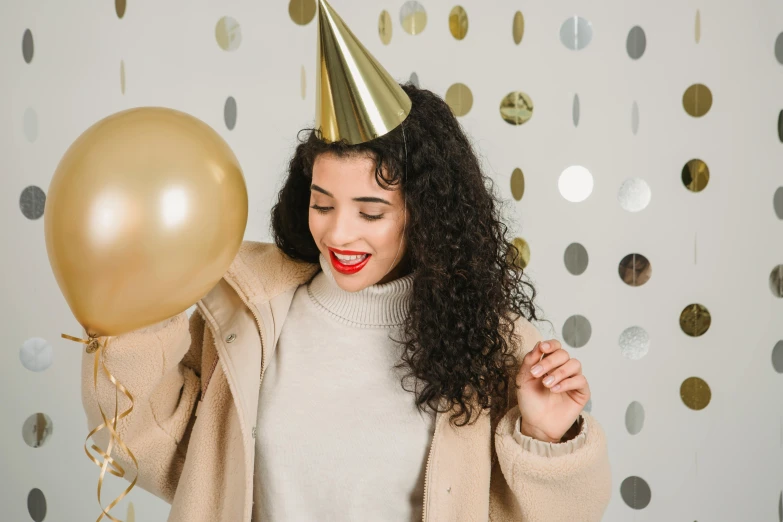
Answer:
[
  {"left": 550, "top": 374, "right": 589, "bottom": 394},
  {"left": 541, "top": 358, "right": 582, "bottom": 388},
  {"left": 526, "top": 346, "right": 570, "bottom": 378}
]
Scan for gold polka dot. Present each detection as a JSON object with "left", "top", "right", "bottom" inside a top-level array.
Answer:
[
  {"left": 289, "top": 0, "right": 316, "bottom": 25},
  {"left": 449, "top": 6, "right": 468, "bottom": 40},
  {"left": 679, "top": 303, "right": 711, "bottom": 337},
  {"left": 379, "top": 10, "right": 392, "bottom": 45},
  {"left": 683, "top": 84, "right": 712, "bottom": 117},
  {"left": 508, "top": 237, "right": 530, "bottom": 269},
  {"left": 401, "top": 1, "right": 427, "bottom": 35},
  {"left": 500, "top": 91, "right": 534, "bottom": 125},
  {"left": 215, "top": 16, "right": 242, "bottom": 51},
  {"left": 680, "top": 377, "right": 711, "bottom": 410},
  {"left": 445, "top": 83, "right": 473, "bottom": 117},
  {"left": 682, "top": 159, "right": 709, "bottom": 192},
  {"left": 510, "top": 168, "right": 525, "bottom": 200},
  {"left": 512, "top": 11, "right": 525, "bottom": 45},
  {"left": 115, "top": 0, "right": 126, "bottom": 19}
]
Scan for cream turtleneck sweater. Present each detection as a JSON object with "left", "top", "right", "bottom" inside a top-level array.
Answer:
[{"left": 252, "top": 254, "right": 434, "bottom": 522}]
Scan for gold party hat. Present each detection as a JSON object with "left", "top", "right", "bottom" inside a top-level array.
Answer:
[{"left": 316, "top": 0, "right": 411, "bottom": 144}]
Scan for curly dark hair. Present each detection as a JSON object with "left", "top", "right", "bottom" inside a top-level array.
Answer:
[{"left": 271, "top": 83, "right": 541, "bottom": 427}]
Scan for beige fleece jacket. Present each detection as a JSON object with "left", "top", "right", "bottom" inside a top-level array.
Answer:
[{"left": 80, "top": 241, "right": 612, "bottom": 521}]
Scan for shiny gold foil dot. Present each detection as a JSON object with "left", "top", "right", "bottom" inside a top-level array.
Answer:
[
  {"left": 215, "top": 16, "right": 242, "bottom": 51},
  {"left": 115, "top": 0, "right": 126, "bottom": 19},
  {"left": 770, "top": 264, "right": 783, "bottom": 298},
  {"left": 379, "top": 10, "right": 392, "bottom": 45},
  {"left": 618, "top": 253, "right": 651, "bottom": 286},
  {"left": 695, "top": 10, "right": 701, "bottom": 43},
  {"left": 300, "top": 65, "right": 306, "bottom": 100},
  {"left": 500, "top": 91, "right": 533, "bottom": 125},
  {"left": 512, "top": 11, "right": 525, "bottom": 45},
  {"left": 510, "top": 168, "right": 525, "bottom": 201},
  {"left": 127, "top": 503, "right": 136, "bottom": 522},
  {"left": 683, "top": 84, "right": 712, "bottom": 117},
  {"left": 449, "top": 6, "right": 468, "bottom": 40},
  {"left": 682, "top": 159, "right": 709, "bottom": 192},
  {"left": 400, "top": 1, "right": 427, "bottom": 35},
  {"left": 445, "top": 83, "right": 473, "bottom": 117},
  {"left": 289, "top": 0, "right": 316, "bottom": 25},
  {"left": 120, "top": 60, "right": 126, "bottom": 94},
  {"left": 680, "top": 376, "right": 711, "bottom": 410},
  {"left": 679, "top": 303, "right": 711, "bottom": 337},
  {"left": 508, "top": 237, "right": 530, "bottom": 269}
]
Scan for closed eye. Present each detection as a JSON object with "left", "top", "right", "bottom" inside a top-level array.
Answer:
[{"left": 309, "top": 205, "right": 384, "bottom": 222}]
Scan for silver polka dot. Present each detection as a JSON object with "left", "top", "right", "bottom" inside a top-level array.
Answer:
[
  {"left": 619, "top": 326, "right": 649, "bottom": 360},
  {"left": 24, "top": 107, "right": 38, "bottom": 142},
  {"left": 564, "top": 242, "right": 588, "bottom": 275},
  {"left": 562, "top": 315, "right": 591, "bottom": 348},
  {"left": 20, "top": 185, "right": 46, "bottom": 220},
  {"left": 224, "top": 96, "right": 237, "bottom": 130},
  {"left": 773, "top": 187, "right": 783, "bottom": 219},
  {"left": 22, "top": 413, "right": 53, "bottom": 448},
  {"left": 620, "top": 476, "right": 651, "bottom": 509},
  {"left": 772, "top": 341, "right": 783, "bottom": 373},
  {"left": 28, "top": 488, "right": 47, "bottom": 522},
  {"left": 22, "top": 29, "right": 34, "bottom": 64},
  {"left": 559, "top": 16, "right": 593, "bottom": 51},
  {"left": 626, "top": 26, "right": 646, "bottom": 59},
  {"left": 776, "top": 32, "right": 783, "bottom": 66},
  {"left": 409, "top": 72, "right": 419, "bottom": 88},
  {"left": 572, "top": 94, "right": 580, "bottom": 127},
  {"left": 20, "top": 337, "right": 53, "bottom": 372},
  {"left": 618, "top": 178, "right": 651, "bottom": 212},
  {"left": 625, "top": 401, "right": 645, "bottom": 434},
  {"left": 771, "top": 265, "right": 783, "bottom": 298}
]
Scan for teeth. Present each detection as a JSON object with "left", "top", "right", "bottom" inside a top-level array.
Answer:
[{"left": 333, "top": 252, "right": 368, "bottom": 265}]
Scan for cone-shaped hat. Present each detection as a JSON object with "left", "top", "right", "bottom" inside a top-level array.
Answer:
[{"left": 316, "top": 0, "right": 411, "bottom": 144}]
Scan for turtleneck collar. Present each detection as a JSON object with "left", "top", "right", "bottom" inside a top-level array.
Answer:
[{"left": 306, "top": 253, "right": 414, "bottom": 328}]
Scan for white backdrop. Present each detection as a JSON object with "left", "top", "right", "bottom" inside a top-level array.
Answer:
[{"left": 2, "top": 0, "right": 782, "bottom": 520}]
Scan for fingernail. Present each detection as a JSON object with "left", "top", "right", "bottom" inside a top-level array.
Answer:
[
  {"left": 531, "top": 365, "right": 543, "bottom": 376},
  {"left": 540, "top": 342, "right": 549, "bottom": 350},
  {"left": 543, "top": 375, "right": 555, "bottom": 386},
  {"left": 552, "top": 384, "right": 561, "bottom": 391}
]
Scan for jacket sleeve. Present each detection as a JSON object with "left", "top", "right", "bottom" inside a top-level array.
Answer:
[
  {"left": 489, "top": 316, "right": 612, "bottom": 522},
  {"left": 80, "top": 308, "right": 206, "bottom": 504}
]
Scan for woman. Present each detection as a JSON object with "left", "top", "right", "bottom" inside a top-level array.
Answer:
[{"left": 80, "top": 3, "right": 611, "bottom": 520}]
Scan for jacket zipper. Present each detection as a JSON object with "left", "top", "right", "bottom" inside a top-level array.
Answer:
[{"left": 421, "top": 410, "right": 440, "bottom": 522}]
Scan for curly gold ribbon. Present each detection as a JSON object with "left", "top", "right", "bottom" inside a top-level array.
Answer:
[{"left": 63, "top": 333, "right": 138, "bottom": 522}]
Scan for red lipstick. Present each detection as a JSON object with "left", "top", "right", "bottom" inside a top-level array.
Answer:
[{"left": 328, "top": 247, "right": 371, "bottom": 274}]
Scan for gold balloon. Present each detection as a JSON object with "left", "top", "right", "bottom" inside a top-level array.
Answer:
[{"left": 45, "top": 107, "right": 248, "bottom": 338}]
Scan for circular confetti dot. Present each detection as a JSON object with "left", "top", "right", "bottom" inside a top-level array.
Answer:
[
  {"left": 775, "top": 32, "right": 783, "bottom": 65},
  {"left": 773, "top": 187, "right": 783, "bottom": 219},
  {"left": 449, "top": 6, "right": 468, "bottom": 40},
  {"left": 224, "top": 96, "right": 237, "bottom": 130},
  {"left": 23, "top": 107, "right": 38, "bottom": 142},
  {"left": 631, "top": 101, "right": 640, "bottom": 134},
  {"left": 770, "top": 264, "right": 783, "bottom": 298},
  {"left": 572, "top": 94, "right": 580, "bottom": 127},
  {"left": 301, "top": 65, "right": 306, "bottom": 100},
  {"left": 564, "top": 243, "right": 588, "bottom": 275},
  {"left": 560, "top": 16, "right": 593, "bottom": 50},
  {"left": 128, "top": 502, "right": 136, "bottom": 522},
  {"left": 683, "top": 84, "right": 712, "bottom": 117},
  {"left": 379, "top": 10, "right": 392, "bottom": 45},
  {"left": 771, "top": 341, "right": 783, "bottom": 373},
  {"left": 512, "top": 11, "right": 524, "bottom": 45},
  {"left": 620, "top": 476, "right": 652, "bottom": 509},
  {"left": 682, "top": 159, "right": 709, "bottom": 192},
  {"left": 409, "top": 72, "right": 420, "bottom": 88},
  {"left": 22, "top": 29, "right": 34, "bottom": 64},
  {"left": 115, "top": 0, "right": 127, "bottom": 19},
  {"left": 400, "top": 1, "right": 427, "bottom": 35},
  {"left": 695, "top": 9, "right": 701, "bottom": 43},
  {"left": 777, "top": 110, "right": 782, "bottom": 143},
  {"left": 20, "top": 185, "right": 46, "bottom": 220},
  {"left": 120, "top": 60, "right": 126, "bottom": 94},
  {"left": 215, "top": 16, "right": 242, "bottom": 51},
  {"left": 558, "top": 165, "right": 593, "bottom": 203},
  {"left": 625, "top": 401, "right": 645, "bottom": 435},
  {"left": 618, "top": 178, "right": 651, "bottom": 212},
  {"left": 679, "top": 303, "right": 711, "bottom": 337},
  {"left": 508, "top": 237, "right": 530, "bottom": 269},
  {"left": 20, "top": 337, "right": 53, "bottom": 372},
  {"left": 22, "top": 413, "right": 53, "bottom": 448},
  {"left": 562, "top": 315, "right": 591, "bottom": 348},
  {"left": 28, "top": 488, "right": 47, "bottom": 522},
  {"left": 445, "top": 83, "right": 472, "bottom": 117},
  {"left": 619, "top": 326, "right": 649, "bottom": 360},
  {"left": 680, "top": 376, "right": 711, "bottom": 410},
  {"left": 510, "top": 168, "right": 525, "bottom": 201},
  {"left": 289, "top": 0, "right": 316, "bottom": 26},
  {"left": 626, "top": 26, "right": 646, "bottom": 59},
  {"left": 499, "top": 91, "right": 533, "bottom": 125},
  {"left": 618, "top": 253, "right": 651, "bottom": 286}
]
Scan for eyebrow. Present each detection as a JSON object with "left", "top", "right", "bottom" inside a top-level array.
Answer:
[{"left": 310, "top": 184, "right": 392, "bottom": 206}]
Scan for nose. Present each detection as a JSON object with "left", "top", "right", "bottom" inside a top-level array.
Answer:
[{"left": 323, "top": 208, "right": 359, "bottom": 247}]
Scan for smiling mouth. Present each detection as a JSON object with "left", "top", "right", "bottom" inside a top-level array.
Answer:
[{"left": 328, "top": 248, "right": 372, "bottom": 273}]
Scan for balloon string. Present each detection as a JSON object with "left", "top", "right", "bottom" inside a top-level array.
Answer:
[{"left": 63, "top": 333, "right": 139, "bottom": 522}]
